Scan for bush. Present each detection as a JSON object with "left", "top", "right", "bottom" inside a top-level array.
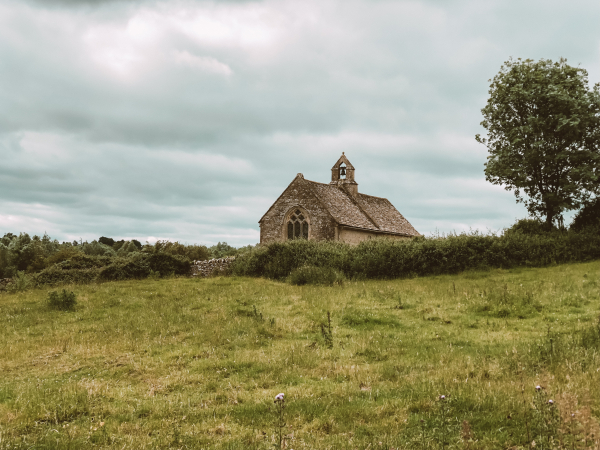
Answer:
[
  {"left": 80, "top": 240, "right": 116, "bottom": 257},
  {"left": 6, "top": 271, "right": 31, "bottom": 292},
  {"left": 147, "top": 253, "right": 191, "bottom": 277},
  {"left": 34, "top": 266, "right": 101, "bottom": 287},
  {"left": 288, "top": 265, "right": 345, "bottom": 286},
  {"left": 571, "top": 199, "right": 600, "bottom": 232},
  {"left": 98, "top": 259, "right": 151, "bottom": 281},
  {"left": 233, "top": 228, "right": 600, "bottom": 280},
  {"left": 47, "top": 289, "right": 77, "bottom": 311},
  {"left": 98, "top": 236, "right": 115, "bottom": 247},
  {"left": 55, "top": 254, "right": 113, "bottom": 270},
  {"left": 504, "top": 218, "right": 549, "bottom": 235},
  {"left": 45, "top": 247, "right": 83, "bottom": 267}
]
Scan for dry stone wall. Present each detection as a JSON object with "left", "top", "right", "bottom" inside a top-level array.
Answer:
[{"left": 191, "top": 257, "right": 236, "bottom": 277}]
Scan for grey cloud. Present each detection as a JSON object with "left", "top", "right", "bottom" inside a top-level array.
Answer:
[{"left": 1, "top": 0, "right": 599, "bottom": 245}]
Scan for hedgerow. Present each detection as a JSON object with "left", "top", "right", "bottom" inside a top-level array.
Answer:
[{"left": 232, "top": 228, "right": 600, "bottom": 280}]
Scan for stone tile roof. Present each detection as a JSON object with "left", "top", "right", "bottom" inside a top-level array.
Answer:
[
  {"left": 356, "top": 193, "right": 420, "bottom": 236},
  {"left": 309, "top": 182, "right": 377, "bottom": 230},
  {"left": 305, "top": 179, "right": 420, "bottom": 237}
]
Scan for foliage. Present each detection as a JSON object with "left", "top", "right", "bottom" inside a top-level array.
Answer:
[
  {"left": 98, "top": 236, "right": 115, "bottom": 247},
  {"left": 34, "top": 266, "right": 101, "bottom": 287},
  {"left": 209, "top": 241, "right": 240, "bottom": 259},
  {"left": 46, "top": 289, "right": 77, "bottom": 311},
  {"left": 6, "top": 271, "right": 31, "bottom": 293},
  {"left": 80, "top": 240, "right": 116, "bottom": 257},
  {"left": 0, "top": 264, "right": 599, "bottom": 448},
  {"left": 146, "top": 252, "right": 191, "bottom": 277},
  {"left": 571, "top": 197, "right": 600, "bottom": 231},
  {"left": 288, "top": 265, "right": 345, "bottom": 286},
  {"left": 146, "top": 240, "right": 210, "bottom": 261},
  {"left": 45, "top": 247, "right": 83, "bottom": 267},
  {"left": 476, "top": 58, "right": 600, "bottom": 227},
  {"left": 504, "top": 218, "right": 549, "bottom": 235},
  {"left": 98, "top": 257, "right": 151, "bottom": 281},
  {"left": 233, "top": 229, "right": 600, "bottom": 280}
]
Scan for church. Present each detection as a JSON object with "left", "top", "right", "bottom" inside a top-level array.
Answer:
[{"left": 259, "top": 154, "right": 420, "bottom": 244}]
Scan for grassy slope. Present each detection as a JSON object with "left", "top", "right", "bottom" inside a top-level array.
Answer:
[{"left": 1, "top": 262, "right": 599, "bottom": 449}]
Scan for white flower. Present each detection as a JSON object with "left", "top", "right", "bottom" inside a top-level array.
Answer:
[
  {"left": 548, "top": 399, "right": 554, "bottom": 405},
  {"left": 439, "top": 395, "right": 446, "bottom": 400},
  {"left": 275, "top": 393, "right": 285, "bottom": 402},
  {"left": 536, "top": 385, "right": 541, "bottom": 391}
]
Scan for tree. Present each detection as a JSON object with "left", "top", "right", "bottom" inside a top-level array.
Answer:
[
  {"left": 570, "top": 197, "right": 600, "bottom": 231},
  {"left": 476, "top": 58, "right": 600, "bottom": 228}
]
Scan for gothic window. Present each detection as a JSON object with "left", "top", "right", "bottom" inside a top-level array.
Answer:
[{"left": 287, "top": 209, "right": 309, "bottom": 240}]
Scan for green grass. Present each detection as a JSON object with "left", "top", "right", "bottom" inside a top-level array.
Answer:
[{"left": 1, "top": 263, "right": 600, "bottom": 449}]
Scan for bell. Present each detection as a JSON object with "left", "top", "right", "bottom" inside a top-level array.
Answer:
[{"left": 340, "top": 166, "right": 346, "bottom": 176}]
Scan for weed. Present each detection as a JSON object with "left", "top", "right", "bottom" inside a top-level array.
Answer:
[
  {"left": 320, "top": 311, "right": 333, "bottom": 349},
  {"left": 46, "top": 289, "right": 77, "bottom": 311}
]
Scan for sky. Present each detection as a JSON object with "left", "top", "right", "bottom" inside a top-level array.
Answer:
[{"left": 1, "top": 0, "right": 599, "bottom": 246}]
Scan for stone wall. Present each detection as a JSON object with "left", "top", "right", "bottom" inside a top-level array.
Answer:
[
  {"left": 191, "top": 257, "right": 236, "bottom": 277},
  {"left": 338, "top": 227, "right": 410, "bottom": 245},
  {"left": 259, "top": 175, "right": 336, "bottom": 244}
]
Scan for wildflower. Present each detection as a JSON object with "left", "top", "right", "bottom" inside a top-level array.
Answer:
[
  {"left": 536, "top": 385, "right": 541, "bottom": 391},
  {"left": 439, "top": 395, "right": 446, "bottom": 400},
  {"left": 275, "top": 393, "right": 285, "bottom": 402},
  {"left": 548, "top": 399, "right": 554, "bottom": 405}
]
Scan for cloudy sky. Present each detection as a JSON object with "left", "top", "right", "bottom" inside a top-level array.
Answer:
[{"left": 1, "top": 0, "right": 599, "bottom": 246}]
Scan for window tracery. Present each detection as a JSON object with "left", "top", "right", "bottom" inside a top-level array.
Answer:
[{"left": 287, "top": 209, "right": 309, "bottom": 240}]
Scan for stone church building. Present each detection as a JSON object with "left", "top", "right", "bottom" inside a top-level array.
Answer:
[{"left": 259, "top": 154, "right": 420, "bottom": 244}]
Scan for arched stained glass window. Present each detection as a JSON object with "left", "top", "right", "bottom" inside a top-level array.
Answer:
[{"left": 287, "top": 209, "right": 309, "bottom": 240}]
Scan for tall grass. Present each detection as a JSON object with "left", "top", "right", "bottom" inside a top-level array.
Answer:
[
  {"left": 232, "top": 229, "right": 600, "bottom": 280},
  {"left": 1, "top": 262, "right": 599, "bottom": 448}
]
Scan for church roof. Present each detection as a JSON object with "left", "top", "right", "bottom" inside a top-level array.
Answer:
[{"left": 305, "top": 179, "right": 420, "bottom": 237}]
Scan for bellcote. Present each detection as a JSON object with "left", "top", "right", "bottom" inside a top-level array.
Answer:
[{"left": 330, "top": 152, "right": 358, "bottom": 196}]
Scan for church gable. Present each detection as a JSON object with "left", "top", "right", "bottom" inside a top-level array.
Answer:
[{"left": 259, "top": 174, "right": 337, "bottom": 244}]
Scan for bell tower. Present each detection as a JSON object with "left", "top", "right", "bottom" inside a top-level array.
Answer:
[{"left": 330, "top": 152, "right": 358, "bottom": 196}]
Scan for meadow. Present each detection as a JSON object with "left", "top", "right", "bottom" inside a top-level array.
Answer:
[{"left": 1, "top": 262, "right": 599, "bottom": 449}]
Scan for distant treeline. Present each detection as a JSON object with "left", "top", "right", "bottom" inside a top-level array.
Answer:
[
  {"left": 232, "top": 219, "right": 600, "bottom": 280},
  {"left": 0, "top": 234, "right": 253, "bottom": 287}
]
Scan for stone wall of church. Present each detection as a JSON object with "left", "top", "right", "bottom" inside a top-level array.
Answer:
[
  {"left": 338, "top": 227, "right": 410, "bottom": 245},
  {"left": 260, "top": 176, "right": 337, "bottom": 244}
]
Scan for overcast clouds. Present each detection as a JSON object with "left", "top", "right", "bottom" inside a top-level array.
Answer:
[{"left": 1, "top": 0, "right": 599, "bottom": 246}]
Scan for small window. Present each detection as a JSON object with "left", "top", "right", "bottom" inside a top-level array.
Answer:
[{"left": 287, "top": 209, "right": 309, "bottom": 240}]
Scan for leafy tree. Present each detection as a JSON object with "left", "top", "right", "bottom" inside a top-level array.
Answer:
[
  {"left": 570, "top": 198, "right": 600, "bottom": 231},
  {"left": 209, "top": 242, "right": 238, "bottom": 259},
  {"left": 99, "top": 236, "right": 115, "bottom": 247},
  {"left": 476, "top": 58, "right": 600, "bottom": 228}
]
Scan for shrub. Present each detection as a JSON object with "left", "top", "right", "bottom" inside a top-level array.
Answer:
[
  {"left": 80, "top": 240, "right": 116, "bottom": 257},
  {"left": 47, "top": 289, "right": 77, "bottom": 311},
  {"left": 34, "top": 266, "right": 100, "bottom": 287},
  {"left": 44, "top": 247, "right": 83, "bottom": 267},
  {"left": 147, "top": 253, "right": 191, "bottom": 277},
  {"left": 504, "top": 218, "right": 549, "bottom": 235},
  {"left": 233, "top": 228, "right": 600, "bottom": 280},
  {"left": 571, "top": 199, "right": 600, "bottom": 232},
  {"left": 288, "top": 265, "right": 345, "bottom": 286},
  {"left": 98, "top": 236, "right": 115, "bottom": 247},
  {"left": 98, "top": 259, "right": 151, "bottom": 281},
  {"left": 55, "top": 254, "right": 112, "bottom": 270},
  {"left": 6, "top": 271, "right": 31, "bottom": 292},
  {"left": 145, "top": 240, "right": 210, "bottom": 261}
]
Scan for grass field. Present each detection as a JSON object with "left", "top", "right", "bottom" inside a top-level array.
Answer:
[{"left": 1, "top": 262, "right": 600, "bottom": 449}]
